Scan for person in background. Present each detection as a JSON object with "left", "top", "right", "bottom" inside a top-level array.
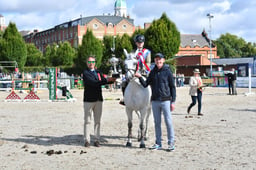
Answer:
[
  {"left": 83, "top": 56, "right": 116, "bottom": 147},
  {"left": 120, "top": 34, "right": 151, "bottom": 105},
  {"left": 187, "top": 68, "right": 204, "bottom": 116},
  {"left": 225, "top": 68, "right": 237, "bottom": 95},
  {"left": 135, "top": 53, "right": 176, "bottom": 151}
]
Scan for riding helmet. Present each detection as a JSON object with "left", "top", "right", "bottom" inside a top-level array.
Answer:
[{"left": 134, "top": 34, "right": 145, "bottom": 43}]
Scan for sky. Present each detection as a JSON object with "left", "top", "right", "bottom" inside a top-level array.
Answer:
[{"left": 0, "top": 0, "right": 256, "bottom": 43}]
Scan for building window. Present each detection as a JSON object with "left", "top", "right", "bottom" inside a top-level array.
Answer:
[
  {"left": 122, "top": 24, "right": 127, "bottom": 29},
  {"left": 93, "top": 24, "right": 98, "bottom": 29},
  {"left": 108, "top": 22, "right": 113, "bottom": 27}
]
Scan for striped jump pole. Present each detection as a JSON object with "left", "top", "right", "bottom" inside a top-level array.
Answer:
[{"left": 2, "top": 80, "right": 40, "bottom": 102}]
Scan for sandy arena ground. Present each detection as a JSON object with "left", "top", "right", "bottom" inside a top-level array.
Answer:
[{"left": 0, "top": 86, "right": 256, "bottom": 170}]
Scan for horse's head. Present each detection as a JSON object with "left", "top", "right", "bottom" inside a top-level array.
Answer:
[{"left": 123, "top": 49, "right": 138, "bottom": 80}]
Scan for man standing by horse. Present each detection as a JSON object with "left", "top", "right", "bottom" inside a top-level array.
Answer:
[
  {"left": 119, "top": 34, "right": 151, "bottom": 105},
  {"left": 135, "top": 53, "right": 176, "bottom": 151},
  {"left": 83, "top": 56, "right": 116, "bottom": 147}
]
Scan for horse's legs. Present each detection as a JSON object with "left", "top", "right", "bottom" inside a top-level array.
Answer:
[
  {"left": 138, "top": 108, "right": 147, "bottom": 148},
  {"left": 135, "top": 111, "right": 142, "bottom": 141},
  {"left": 144, "top": 106, "right": 151, "bottom": 141},
  {"left": 126, "top": 108, "right": 133, "bottom": 147}
]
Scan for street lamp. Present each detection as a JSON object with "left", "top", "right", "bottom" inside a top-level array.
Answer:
[{"left": 207, "top": 13, "right": 214, "bottom": 77}]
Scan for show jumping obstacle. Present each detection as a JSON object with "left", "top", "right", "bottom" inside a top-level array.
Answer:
[
  {"left": 1, "top": 67, "right": 75, "bottom": 102},
  {"left": 3, "top": 80, "right": 41, "bottom": 102}
]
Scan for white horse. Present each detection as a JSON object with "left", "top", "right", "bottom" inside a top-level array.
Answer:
[{"left": 123, "top": 49, "right": 151, "bottom": 148}]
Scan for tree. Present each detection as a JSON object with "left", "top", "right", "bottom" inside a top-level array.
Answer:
[
  {"left": 102, "top": 35, "right": 114, "bottom": 73},
  {"left": 43, "top": 43, "right": 58, "bottom": 66},
  {"left": 1, "top": 22, "right": 27, "bottom": 70},
  {"left": 215, "top": 33, "right": 256, "bottom": 58},
  {"left": 76, "top": 30, "right": 103, "bottom": 72},
  {"left": 0, "top": 30, "right": 3, "bottom": 38},
  {"left": 115, "top": 33, "right": 133, "bottom": 61},
  {"left": 241, "top": 42, "right": 256, "bottom": 57},
  {"left": 56, "top": 41, "right": 76, "bottom": 66},
  {"left": 25, "top": 43, "right": 43, "bottom": 66},
  {"left": 145, "top": 13, "right": 180, "bottom": 62}
]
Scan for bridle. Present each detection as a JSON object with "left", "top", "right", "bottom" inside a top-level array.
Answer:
[{"left": 125, "top": 57, "right": 138, "bottom": 80}]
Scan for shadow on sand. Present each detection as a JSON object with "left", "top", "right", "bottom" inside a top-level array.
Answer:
[{"left": 0, "top": 134, "right": 134, "bottom": 148}]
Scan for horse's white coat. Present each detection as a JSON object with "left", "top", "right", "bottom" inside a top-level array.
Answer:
[{"left": 123, "top": 49, "right": 152, "bottom": 148}]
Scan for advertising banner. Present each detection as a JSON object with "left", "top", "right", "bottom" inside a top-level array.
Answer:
[{"left": 49, "top": 68, "right": 57, "bottom": 100}]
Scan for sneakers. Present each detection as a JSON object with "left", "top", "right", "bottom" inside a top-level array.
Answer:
[
  {"left": 149, "top": 143, "right": 175, "bottom": 151},
  {"left": 149, "top": 144, "right": 162, "bottom": 150},
  {"left": 198, "top": 113, "right": 203, "bottom": 116},
  {"left": 167, "top": 143, "right": 175, "bottom": 152}
]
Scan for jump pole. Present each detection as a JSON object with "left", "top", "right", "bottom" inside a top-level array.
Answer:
[{"left": 47, "top": 67, "right": 76, "bottom": 102}]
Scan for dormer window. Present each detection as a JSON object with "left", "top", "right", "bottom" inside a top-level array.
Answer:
[
  {"left": 108, "top": 22, "right": 113, "bottom": 27},
  {"left": 93, "top": 24, "right": 98, "bottom": 29}
]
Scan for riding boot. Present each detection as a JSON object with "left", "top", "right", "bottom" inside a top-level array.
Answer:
[{"left": 120, "top": 82, "right": 127, "bottom": 106}]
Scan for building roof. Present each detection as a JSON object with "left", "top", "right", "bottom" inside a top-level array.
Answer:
[
  {"left": 212, "top": 57, "right": 255, "bottom": 65},
  {"left": 19, "top": 30, "right": 32, "bottom": 36},
  {"left": 181, "top": 34, "right": 210, "bottom": 48},
  {"left": 81, "top": 15, "right": 133, "bottom": 26}
]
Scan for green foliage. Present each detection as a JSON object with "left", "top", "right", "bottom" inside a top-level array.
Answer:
[
  {"left": 3, "top": 22, "right": 21, "bottom": 39},
  {"left": 116, "top": 34, "right": 133, "bottom": 60},
  {"left": 0, "top": 22, "right": 27, "bottom": 70},
  {"left": 144, "top": 13, "right": 180, "bottom": 69},
  {"left": 101, "top": 35, "right": 114, "bottom": 73},
  {"left": 0, "top": 38, "right": 7, "bottom": 60},
  {"left": 101, "top": 34, "right": 132, "bottom": 73},
  {"left": 145, "top": 13, "right": 180, "bottom": 59},
  {"left": 215, "top": 33, "right": 256, "bottom": 58},
  {"left": 44, "top": 43, "right": 58, "bottom": 66},
  {"left": 76, "top": 30, "right": 103, "bottom": 72},
  {"left": 26, "top": 43, "right": 43, "bottom": 66},
  {"left": 43, "top": 42, "right": 76, "bottom": 67},
  {"left": 0, "top": 30, "right": 3, "bottom": 38},
  {"left": 23, "top": 66, "right": 47, "bottom": 73},
  {"left": 56, "top": 41, "right": 76, "bottom": 66}
]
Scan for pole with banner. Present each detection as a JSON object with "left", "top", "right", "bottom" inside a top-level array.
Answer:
[{"left": 48, "top": 68, "right": 57, "bottom": 101}]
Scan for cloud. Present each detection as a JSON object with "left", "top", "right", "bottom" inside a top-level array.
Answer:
[
  {"left": 1, "top": 0, "right": 256, "bottom": 42},
  {"left": 0, "top": 0, "right": 77, "bottom": 13}
]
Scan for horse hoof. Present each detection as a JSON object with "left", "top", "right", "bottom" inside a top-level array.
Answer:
[
  {"left": 126, "top": 142, "right": 132, "bottom": 147},
  {"left": 140, "top": 144, "right": 146, "bottom": 148}
]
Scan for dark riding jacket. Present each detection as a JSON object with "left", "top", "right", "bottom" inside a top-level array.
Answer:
[
  {"left": 138, "top": 64, "right": 176, "bottom": 103},
  {"left": 83, "top": 68, "right": 108, "bottom": 102}
]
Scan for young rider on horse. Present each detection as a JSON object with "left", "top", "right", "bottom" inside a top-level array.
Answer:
[{"left": 119, "top": 34, "right": 151, "bottom": 105}]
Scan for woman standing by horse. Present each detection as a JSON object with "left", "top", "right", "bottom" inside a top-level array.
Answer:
[{"left": 135, "top": 53, "right": 176, "bottom": 151}]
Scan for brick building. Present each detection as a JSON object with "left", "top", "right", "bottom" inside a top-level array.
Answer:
[
  {"left": 175, "top": 30, "right": 218, "bottom": 76},
  {"left": 21, "top": 0, "right": 218, "bottom": 78},
  {"left": 23, "top": 15, "right": 135, "bottom": 51},
  {"left": 23, "top": 0, "right": 134, "bottom": 51}
]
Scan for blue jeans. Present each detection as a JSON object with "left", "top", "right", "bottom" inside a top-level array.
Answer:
[
  {"left": 152, "top": 100, "right": 175, "bottom": 146},
  {"left": 188, "top": 89, "right": 202, "bottom": 113}
]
